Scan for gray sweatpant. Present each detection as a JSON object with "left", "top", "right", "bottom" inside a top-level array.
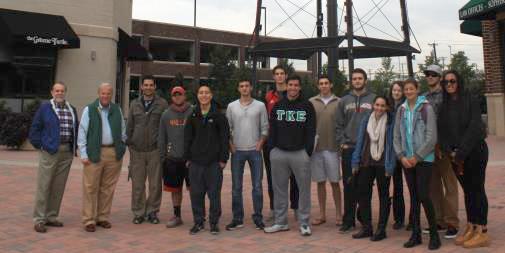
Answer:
[
  {"left": 130, "top": 149, "right": 162, "bottom": 216},
  {"left": 270, "top": 148, "right": 311, "bottom": 226}
]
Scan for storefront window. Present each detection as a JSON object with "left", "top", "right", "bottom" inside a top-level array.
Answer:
[{"left": 0, "top": 46, "right": 56, "bottom": 112}]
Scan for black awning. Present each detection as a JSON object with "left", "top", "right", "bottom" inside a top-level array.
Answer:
[
  {"left": 250, "top": 36, "right": 420, "bottom": 60},
  {"left": 460, "top": 20, "right": 483, "bottom": 37},
  {"left": 118, "top": 28, "right": 152, "bottom": 61},
  {"left": 250, "top": 37, "right": 345, "bottom": 60},
  {"left": 0, "top": 8, "right": 79, "bottom": 48}
]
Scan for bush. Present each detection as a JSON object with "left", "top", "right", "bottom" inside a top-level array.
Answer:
[{"left": 0, "top": 112, "right": 32, "bottom": 149}]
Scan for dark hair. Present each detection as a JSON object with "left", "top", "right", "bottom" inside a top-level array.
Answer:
[
  {"left": 286, "top": 75, "right": 302, "bottom": 84},
  {"left": 197, "top": 84, "right": 212, "bottom": 93},
  {"left": 351, "top": 68, "right": 368, "bottom": 80},
  {"left": 373, "top": 95, "right": 390, "bottom": 109},
  {"left": 403, "top": 79, "right": 419, "bottom": 89},
  {"left": 142, "top": 75, "right": 155, "bottom": 84},
  {"left": 442, "top": 70, "right": 465, "bottom": 101},
  {"left": 52, "top": 82, "right": 67, "bottom": 91},
  {"left": 237, "top": 78, "right": 252, "bottom": 86},
  {"left": 317, "top": 75, "right": 331, "bottom": 83},
  {"left": 387, "top": 80, "right": 405, "bottom": 107},
  {"left": 272, "top": 65, "right": 286, "bottom": 75}
]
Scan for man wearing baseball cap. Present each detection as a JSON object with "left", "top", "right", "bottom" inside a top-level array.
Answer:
[
  {"left": 159, "top": 86, "right": 194, "bottom": 228},
  {"left": 422, "top": 65, "right": 460, "bottom": 239}
]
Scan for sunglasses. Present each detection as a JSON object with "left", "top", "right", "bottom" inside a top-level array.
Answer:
[
  {"left": 425, "top": 72, "right": 440, "bottom": 78},
  {"left": 441, "top": 79, "right": 457, "bottom": 86}
]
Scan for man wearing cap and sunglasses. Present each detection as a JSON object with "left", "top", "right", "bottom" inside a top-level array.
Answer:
[
  {"left": 127, "top": 75, "right": 169, "bottom": 225},
  {"left": 159, "top": 86, "right": 194, "bottom": 228},
  {"left": 422, "top": 65, "right": 460, "bottom": 239}
]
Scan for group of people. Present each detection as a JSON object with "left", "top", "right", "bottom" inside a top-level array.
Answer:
[{"left": 28, "top": 63, "right": 489, "bottom": 250}]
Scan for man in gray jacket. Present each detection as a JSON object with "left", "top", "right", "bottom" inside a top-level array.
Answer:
[
  {"left": 127, "top": 75, "right": 169, "bottom": 225},
  {"left": 335, "top": 68, "right": 376, "bottom": 233},
  {"left": 159, "top": 86, "right": 193, "bottom": 228}
]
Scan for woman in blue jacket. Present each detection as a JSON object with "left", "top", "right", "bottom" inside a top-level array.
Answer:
[
  {"left": 393, "top": 79, "right": 441, "bottom": 250},
  {"left": 351, "top": 95, "right": 395, "bottom": 241}
]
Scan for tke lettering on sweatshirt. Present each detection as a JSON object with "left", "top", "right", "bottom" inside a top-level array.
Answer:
[
  {"left": 168, "top": 119, "right": 187, "bottom": 126},
  {"left": 276, "top": 110, "right": 307, "bottom": 122}
]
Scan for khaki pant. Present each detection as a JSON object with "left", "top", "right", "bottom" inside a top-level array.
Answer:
[
  {"left": 33, "top": 145, "right": 73, "bottom": 224},
  {"left": 430, "top": 154, "right": 459, "bottom": 228},
  {"left": 129, "top": 149, "right": 162, "bottom": 216},
  {"left": 82, "top": 147, "right": 122, "bottom": 226}
]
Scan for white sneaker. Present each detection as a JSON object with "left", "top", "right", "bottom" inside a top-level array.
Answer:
[
  {"left": 264, "top": 224, "right": 289, "bottom": 233},
  {"left": 300, "top": 224, "right": 312, "bottom": 236}
]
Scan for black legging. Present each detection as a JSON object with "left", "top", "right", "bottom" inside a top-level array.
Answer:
[
  {"left": 263, "top": 145, "right": 299, "bottom": 210},
  {"left": 392, "top": 161, "right": 406, "bottom": 224},
  {"left": 357, "top": 165, "right": 390, "bottom": 229},
  {"left": 456, "top": 141, "right": 488, "bottom": 225},
  {"left": 404, "top": 162, "right": 437, "bottom": 234}
]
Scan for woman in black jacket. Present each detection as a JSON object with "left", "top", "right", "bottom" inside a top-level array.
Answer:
[
  {"left": 184, "top": 85, "right": 230, "bottom": 235},
  {"left": 438, "top": 70, "right": 489, "bottom": 249}
]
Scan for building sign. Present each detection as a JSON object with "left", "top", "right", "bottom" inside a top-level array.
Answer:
[
  {"left": 460, "top": 0, "right": 505, "bottom": 19},
  {"left": 25, "top": 35, "right": 69, "bottom": 46}
]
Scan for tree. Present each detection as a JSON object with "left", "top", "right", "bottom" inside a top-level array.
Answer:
[
  {"left": 370, "top": 57, "right": 396, "bottom": 96},
  {"left": 208, "top": 45, "right": 237, "bottom": 106},
  {"left": 448, "top": 51, "right": 480, "bottom": 91},
  {"left": 277, "top": 59, "right": 295, "bottom": 76}
]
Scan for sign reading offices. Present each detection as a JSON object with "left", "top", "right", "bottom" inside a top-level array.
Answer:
[
  {"left": 25, "top": 35, "right": 69, "bottom": 46},
  {"left": 460, "top": 0, "right": 505, "bottom": 19}
]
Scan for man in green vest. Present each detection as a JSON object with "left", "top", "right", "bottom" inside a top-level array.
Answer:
[{"left": 77, "top": 83, "right": 127, "bottom": 232}]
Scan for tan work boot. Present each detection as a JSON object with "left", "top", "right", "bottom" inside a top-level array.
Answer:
[
  {"left": 463, "top": 225, "right": 490, "bottom": 248},
  {"left": 455, "top": 224, "right": 474, "bottom": 246}
]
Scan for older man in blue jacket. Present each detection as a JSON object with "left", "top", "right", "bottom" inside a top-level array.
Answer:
[{"left": 29, "top": 82, "right": 79, "bottom": 233}]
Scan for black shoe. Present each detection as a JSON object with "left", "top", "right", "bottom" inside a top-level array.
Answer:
[
  {"left": 190, "top": 223, "right": 205, "bottom": 235},
  {"left": 254, "top": 221, "right": 265, "bottom": 230},
  {"left": 403, "top": 234, "right": 422, "bottom": 248},
  {"left": 393, "top": 221, "right": 404, "bottom": 230},
  {"left": 210, "top": 224, "right": 220, "bottom": 235},
  {"left": 429, "top": 232, "right": 441, "bottom": 250},
  {"left": 339, "top": 223, "right": 355, "bottom": 233},
  {"left": 133, "top": 216, "right": 144, "bottom": 224},
  {"left": 147, "top": 212, "right": 160, "bottom": 224},
  {"left": 405, "top": 223, "right": 413, "bottom": 231},
  {"left": 444, "top": 226, "right": 458, "bottom": 239},
  {"left": 225, "top": 220, "right": 244, "bottom": 231},
  {"left": 352, "top": 227, "right": 373, "bottom": 239},
  {"left": 371, "top": 230, "right": 387, "bottom": 241}
]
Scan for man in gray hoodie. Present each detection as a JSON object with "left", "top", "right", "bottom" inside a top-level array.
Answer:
[
  {"left": 335, "top": 68, "right": 376, "bottom": 233},
  {"left": 158, "top": 86, "right": 193, "bottom": 228}
]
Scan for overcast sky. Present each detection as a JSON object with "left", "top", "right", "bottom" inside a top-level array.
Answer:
[{"left": 132, "top": 0, "right": 483, "bottom": 75}]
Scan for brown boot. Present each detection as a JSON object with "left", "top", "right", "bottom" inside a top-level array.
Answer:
[
  {"left": 455, "top": 224, "right": 474, "bottom": 246},
  {"left": 463, "top": 225, "right": 490, "bottom": 248}
]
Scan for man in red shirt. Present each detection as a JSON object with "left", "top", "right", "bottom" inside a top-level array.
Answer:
[{"left": 264, "top": 65, "right": 299, "bottom": 222}]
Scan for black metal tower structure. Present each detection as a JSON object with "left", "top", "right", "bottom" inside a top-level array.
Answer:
[{"left": 249, "top": 0, "right": 420, "bottom": 86}]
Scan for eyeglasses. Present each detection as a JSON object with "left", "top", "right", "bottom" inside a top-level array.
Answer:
[
  {"left": 425, "top": 72, "right": 439, "bottom": 78},
  {"left": 441, "top": 79, "right": 457, "bottom": 86}
]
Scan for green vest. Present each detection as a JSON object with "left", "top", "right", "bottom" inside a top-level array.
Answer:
[{"left": 86, "top": 99, "right": 126, "bottom": 163}]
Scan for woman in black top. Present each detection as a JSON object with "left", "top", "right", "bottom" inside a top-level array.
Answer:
[
  {"left": 387, "top": 81, "right": 408, "bottom": 230},
  {"left": 438, "top": 70, "right": 489, "bottom": 249}
]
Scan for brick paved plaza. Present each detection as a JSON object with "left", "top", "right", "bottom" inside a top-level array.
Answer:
[{"left": 1, "top": 137, "right": 505, "bottom": 253}]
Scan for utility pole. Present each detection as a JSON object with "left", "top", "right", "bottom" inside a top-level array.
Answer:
[
  {"left": 251, "top": 0, "right": 263, "bottom": 90},
  {"left": 345, "top": 0, "right": 354, "bottom": 82},
  {"left": 327, "top": 0, "right": 339, "bottom": 84},
  {"left": 440, "top": 56, "right": 446, "bottom": 69},
  {"left": 399, "top": 0, "right": 414, "bottom": 77},
  {"left": 428, "top": 41, "right": 438, "bottom": 62},
  {"left": 316, "top": 0, "right": 323, "bottom": 75}
]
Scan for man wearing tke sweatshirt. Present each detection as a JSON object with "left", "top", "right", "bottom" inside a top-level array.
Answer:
[{"left": 264, "top": 75, "right": 316, "bottom": 236}]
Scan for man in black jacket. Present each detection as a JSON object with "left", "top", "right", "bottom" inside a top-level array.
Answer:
[
  {"left": 184, "top": 85, "right": 230, "bottom": 235},
  {"left": 264, "top": 75, "right": 316, "bottom": 236}
]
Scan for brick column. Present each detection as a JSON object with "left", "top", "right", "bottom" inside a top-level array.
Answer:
[{"left": 482, "top": 20, "right": 505, "bottom": 136}]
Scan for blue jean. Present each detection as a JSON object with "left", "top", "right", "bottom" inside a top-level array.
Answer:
[{"left": 231, "top": 150, "right": 264, "bottom": 223}]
